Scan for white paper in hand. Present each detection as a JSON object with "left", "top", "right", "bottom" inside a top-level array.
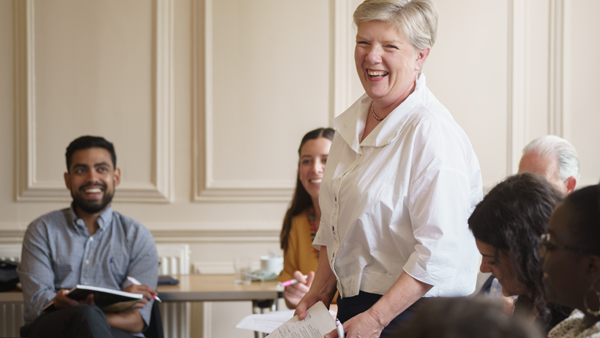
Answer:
[{"left": 268, "top": 301, "right": 336, "bottom": 338}]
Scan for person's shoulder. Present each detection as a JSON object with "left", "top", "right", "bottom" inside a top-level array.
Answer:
[
  {"left": 548, "top": 310, "right": 588, "bottom": 338},
  {"left": 111, "top": 211, "right": 152, "bottom": 237},
  {"left": 407, "top": 95, "right": 470, "bottom": 147},
  {"left": 290, "top": 211, "right": 309, "bottom": 229},
  {"left": 27, "top": 208, "right": 70, "bottom": 231},
  {"left": 409, "top": 99, "right": 454, "bottom": 130}
]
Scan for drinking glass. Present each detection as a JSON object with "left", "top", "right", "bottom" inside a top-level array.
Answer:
[{"left": 233, "top": 257, "right": 252, "bottom": 285}]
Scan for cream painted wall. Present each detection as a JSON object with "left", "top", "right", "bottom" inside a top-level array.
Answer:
[{"left": 1, "top": 0, "right": 599, "bottom": 337}]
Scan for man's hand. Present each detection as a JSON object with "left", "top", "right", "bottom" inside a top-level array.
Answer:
[
  {"left": 122, "top": 284, "right": 157, "bottom": 309},
  {"left": 105, "top": 307, "right": 145, "bottom": 333},
  {"left": 284, "top": 271, "right": 315, "bottom": 309},
  {"left": 53, "top": 289, "right": 95, "bottom": 309},
  {"left": 325, "top": 310, "right": 383, "bottom": 338}
]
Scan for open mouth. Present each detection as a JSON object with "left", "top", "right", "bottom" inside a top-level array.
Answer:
[
  {"left": 84, "top": 188, "right": 102, "bottom": 193},
  {"left": 80, "top": 184, "right": 106, "bottom": 197},
  {"left": 367, "top": 69, "right": 389, "bottom": 78},
  {"left": 309, "top": 179, "right": 322, "bottom": 184}
]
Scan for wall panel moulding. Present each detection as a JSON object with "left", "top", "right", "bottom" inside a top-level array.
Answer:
[
  {"left": 191, "top": 0, "right": 296, "bottom": 203},
  {"left": 14, "top": 0, "right": 174, "bottom": 203}
]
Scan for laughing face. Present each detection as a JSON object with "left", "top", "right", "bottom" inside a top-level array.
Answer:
[
  {"left": 354, "top": 20, "right": 428, "bottom": 108},
  {"left": 298, "top": 137, "right": 331, "bottom": 202},
  {"left": 64, "top": 147, "right": 120, "bottom": 215}
]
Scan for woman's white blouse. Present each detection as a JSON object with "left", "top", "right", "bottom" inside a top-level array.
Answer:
[
  {"left": 549, "top": 310, "right": 600, "bottom": 338},
  {"left": 313, "top": 74, "right": 483, "bottom": 299}
]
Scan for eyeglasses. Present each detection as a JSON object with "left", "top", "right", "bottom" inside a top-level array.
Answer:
[{"left": 538, "top": 233, "right": 596, "bottom": 259}]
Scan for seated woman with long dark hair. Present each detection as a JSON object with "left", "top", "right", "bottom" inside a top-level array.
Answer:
[
  {"left": 278, "top": 127, "right": 334, "bottom": 309},
  {"left": 469, "top": 173, "right": 570, "bottom": 333},
  {"left": 542, "top": 183, "right": 600, "bottom": 338}
]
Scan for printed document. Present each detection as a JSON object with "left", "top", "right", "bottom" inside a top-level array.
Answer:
[{"left": 267, "top": 301, "right": 336, "bottom": 338}]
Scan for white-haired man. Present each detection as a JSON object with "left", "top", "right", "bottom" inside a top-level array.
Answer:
[
  {"left": 479, "top": 135, "right": 580, "bottom": 308},
  {"left": 518, "top": 135, "right": 579, "bottom": 195}
]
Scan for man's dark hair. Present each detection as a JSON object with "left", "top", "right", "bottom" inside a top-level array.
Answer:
[
  {"left": 65, "top": 136, "right": 116, "bottom": 172},
  {"left": 468, "top": 173, "right": 564, "bottom": 328}
]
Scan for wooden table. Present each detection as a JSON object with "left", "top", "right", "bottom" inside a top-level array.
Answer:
[
  {"left": 0, "top": 275, "right": 283, "bottom": 338},
  {"left": 0, "top": 289, "right": 23, "bottom": 302},
  {"left": 0, "top": 274, "right": 284, "bottom": 306},
  {"left": 157, "top": 274, "right": 282, "bottom": 306},
  {"left": 157, "top": 274, "right": 283, "bottom": 338}
]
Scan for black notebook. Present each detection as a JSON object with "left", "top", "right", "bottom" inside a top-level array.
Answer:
[
  {"left": 158, "top": 275, "right": 179, "bottom": 286},
  {"left": 42, "top": 285, "right": 143, "bottom": 313}
]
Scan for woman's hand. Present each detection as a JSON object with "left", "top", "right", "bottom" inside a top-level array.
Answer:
[
  {"left": 325, "top": 310, "right": 384, "bottom": 338},
  {"left": 294, "top": 246, "right": 338, "bottom": 320},
  {"left": 284, "top": 271, "right": 314, "bottom": 309},
  {"left": 294, "top": 288, "right": 331, "bottom": 320}
]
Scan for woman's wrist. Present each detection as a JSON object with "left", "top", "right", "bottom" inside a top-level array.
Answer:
[{"left": 366, "top": 301, "right": 392, "bottom": 328}]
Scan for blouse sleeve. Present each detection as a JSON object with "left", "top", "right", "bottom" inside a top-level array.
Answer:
[{"left": 402, "top": 114, "right": 481, "bottom": 291}]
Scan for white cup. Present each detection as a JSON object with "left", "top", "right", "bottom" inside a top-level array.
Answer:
[{"left": 260, "top": 256, "right": 283, "bottom": 275}]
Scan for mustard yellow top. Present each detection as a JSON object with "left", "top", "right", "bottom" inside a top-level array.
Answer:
[
  {"left": 278, "top": 209, "right": 337, "bottom": 303},
  {"left": 278, "top": 210, "right": 319, "bottom": 283}
]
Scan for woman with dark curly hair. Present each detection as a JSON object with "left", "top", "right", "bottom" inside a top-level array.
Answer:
[{"left": 469, "top": 173, "right": 570, "bottom": 333}]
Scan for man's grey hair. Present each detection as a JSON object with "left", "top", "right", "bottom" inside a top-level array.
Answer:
[{"left": 522, "top": 135, "right": 580, "bottom": 181}]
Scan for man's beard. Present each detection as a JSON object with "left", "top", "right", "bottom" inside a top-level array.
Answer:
[{"left": 71, "top": 183, "right": 114, "bottom": 214}]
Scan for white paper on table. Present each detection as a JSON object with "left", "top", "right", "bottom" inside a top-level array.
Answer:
[{"left": 267, "top": 301, "right": 336, "bottom": 338}]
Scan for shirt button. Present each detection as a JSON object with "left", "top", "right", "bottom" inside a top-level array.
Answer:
[
  {"left": 85, "top": 260, "right": 90, "bottom": 265},
  {"left": 89, "top": 237, "right": 94, "bottom": 242}
]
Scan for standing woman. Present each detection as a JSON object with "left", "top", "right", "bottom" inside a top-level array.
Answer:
[
  {"left": 542, "top": 184, "right": 600, "bottom": 338},
  {"left": 278, "top": 128, "right": 334, "bottom": 309},
  {"left": 295, "top": 1, "right": 483, "bottom": 337}
]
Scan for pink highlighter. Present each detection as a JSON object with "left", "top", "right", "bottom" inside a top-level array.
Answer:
[{"left": 280, "top": 275, "right": 309, "bottom": 287}]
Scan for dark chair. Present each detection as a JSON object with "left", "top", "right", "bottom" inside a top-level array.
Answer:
[{"left": 144, "top": 301, "right": 164, "bottom": 338}]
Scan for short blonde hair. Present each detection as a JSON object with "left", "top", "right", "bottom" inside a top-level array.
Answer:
[{"left": 353, "top": 0, "right": 438, "bottom": 50}]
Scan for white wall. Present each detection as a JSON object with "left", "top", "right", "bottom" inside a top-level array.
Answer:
[{"left": 1, "top": 0, "right": 599, "bottom": 337}]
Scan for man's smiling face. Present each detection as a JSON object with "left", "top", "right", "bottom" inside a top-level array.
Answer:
[{"left": 64, "top": 147, "right": 120, "bottom": 215}]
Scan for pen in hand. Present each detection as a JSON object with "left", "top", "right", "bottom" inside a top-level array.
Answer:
[
  {"left": 279, "top": 275, "right": 309, "bottom": 287},
  {"left": 336, "top": 319, "right": 344, "bottom": 338},
  {"left": 127, "top": 276, "right": 162, "bottom": 302}
]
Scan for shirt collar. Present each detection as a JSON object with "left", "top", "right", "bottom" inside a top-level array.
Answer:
[
  {"left": 69, "top": 204, "right": 114, "bottom": 231},
  {"left": 333, "top": 74, "right": 428, "bottom": 152}
]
